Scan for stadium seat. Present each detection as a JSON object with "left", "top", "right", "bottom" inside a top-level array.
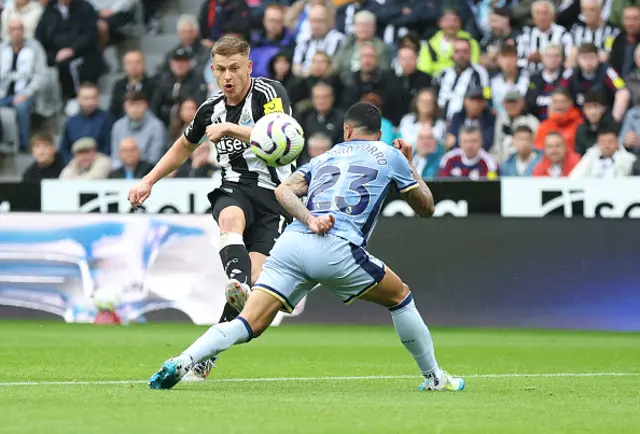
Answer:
[{"left": 0, "top": 108, "right": 19, "bottom": 155}]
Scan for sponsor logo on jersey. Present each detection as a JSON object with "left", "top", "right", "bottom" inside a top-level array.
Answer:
[
  {"left": 216, "top": 137, "right": 250, "bottom": 155},
  {"left": 263, "top": 97, "right": 284, "bottom": 114}
]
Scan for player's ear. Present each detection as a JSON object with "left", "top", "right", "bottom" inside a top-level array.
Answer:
[
  {"left": 343, "top": 124, "right": 351, "bottom": 142},
  {"left": 247, "top": 59, "right": 253, "bottom": 76}
]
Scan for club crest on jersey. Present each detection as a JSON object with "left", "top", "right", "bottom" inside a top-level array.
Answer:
[
  {"left": 239, "top": 108, "right": 253, "bottom": 126},
  {"left": 216, "top": 136, "right": 249, "bottom": 155}
]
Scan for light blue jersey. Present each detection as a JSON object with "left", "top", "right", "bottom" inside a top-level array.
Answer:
[{"left": 289, "top": 140, "right": 419, "bottom": 247}]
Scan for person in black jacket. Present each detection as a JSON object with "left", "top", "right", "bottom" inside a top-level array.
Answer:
[
  {"left": 268, "top": 51, "right": 296, "bottom": 96},
  {"left": 108, "top": 137, "right": 154, "bottom": 179},
  {"left": 388, "top": 44, "right": 432, "bottom": 125},
  {"left": 22, "top": 132, "right": 65, "bottom": 182},
  {"left": 609, "top": 5, "right": 640, "bottom": 77},
  {"left": 175, "top": 142, "right": 218, "bottom": 178},
  {"left": 198, "top": 0, "right": 250, "bottom": 47},
  {"left": 109, "top": 50, "right": 155, "bottom": 120},
  {"left": 35, "top": 0, "right": 102, "bottom": 100},
  {"left": 574, "top": 90, "right": 620, "bottom": 156},
  {"left": 150, "top": 47, "right": 208, "bottom": 126},
  {"left": 340, "top": 43, "right": 393, "bottom": 111},
  {"left": 302, "top": 81, "right": 345, "bottom": 147}
]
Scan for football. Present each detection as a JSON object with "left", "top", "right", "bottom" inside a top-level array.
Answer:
[{"left": 250, "top": 112, "right": 305, "bottom": 167}]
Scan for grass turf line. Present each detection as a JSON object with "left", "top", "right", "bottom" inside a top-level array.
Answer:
[{"left": 0, "top": 322, "right": 638, "bottom": 434}]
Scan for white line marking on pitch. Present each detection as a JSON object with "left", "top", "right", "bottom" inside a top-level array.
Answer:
[{"left": 0, "top": 372, "right": 638, "bottom": 387}]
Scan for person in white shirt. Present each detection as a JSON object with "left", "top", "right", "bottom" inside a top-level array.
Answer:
[
  {"left": 1, "top": 0, "right": 43, "bottom": 41},
  {"left": 292, "top": 4, "right": 344, "bottom": 76},
  {"left": 398, "top": 88, "right": 446, "bottom": 146},
  {"left": 570, "top": 128, "right": 637, "bottom": 177}
]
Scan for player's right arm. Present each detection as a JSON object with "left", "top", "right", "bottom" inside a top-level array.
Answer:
[
  {"left": 391, "top": 139, "right": 435, "bottom": 218},
  {"left": 275, "top": 170, "right": 335, "bottom": 235}
]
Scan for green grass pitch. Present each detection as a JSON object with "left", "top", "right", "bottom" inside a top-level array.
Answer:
[{"left": 0, "top": 321, "right": 639, "bottom": 434}]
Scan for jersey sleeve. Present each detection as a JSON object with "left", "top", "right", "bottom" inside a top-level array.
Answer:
[
  {"left": 295, "top": 161, "right": 313, "bottom": 183},
  {"left": 183, "top": 100, "right": 212, "bottom": 145},
  {"left": 389, "top": 150, "right": 419, "bottom": 193},
  {"left": 254, "top": 79, "right": 293, "bottom": 118}
]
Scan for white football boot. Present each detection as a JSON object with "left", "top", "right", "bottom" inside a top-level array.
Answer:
[{"left": 418, "top": 369, "right": 465, "bottom": 391}]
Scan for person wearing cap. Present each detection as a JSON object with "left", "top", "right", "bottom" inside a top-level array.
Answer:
[
  {"left": 445, "top": 85, "right": 495, "bottom": 151},
  {"left": 161, "top": 14, "right": 210, "bottom": 78},
  {"left": 111, "top": 90, "right": 166, "bottom": 167},
  {"left": 479, "top": 8, "right": 518, "bottom": 71},
  {"left": 59, "top": 137, "right": 111, "bottom": 180},
  {"left": 492, "top": 88, "right": 540, "bottom": 163},
  {"left": 490, "top": 44, "right": 531, "bottom": 115},
  {"left": 151, "top": 46, "right": 207, "bottom": 126}
]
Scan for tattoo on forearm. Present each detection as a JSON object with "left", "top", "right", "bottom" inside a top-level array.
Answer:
[{"left": 276, "top": 173, "right": 312, "bottom": 225}]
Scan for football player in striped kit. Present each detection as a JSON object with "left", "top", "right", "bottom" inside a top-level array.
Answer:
[{"left": 128, "top": 36, "right": 294, "bottom": 381}]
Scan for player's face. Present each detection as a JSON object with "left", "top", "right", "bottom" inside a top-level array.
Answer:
[
  {"left": 581, "top": 3, "right": 601, "bottom": 25},
  {"left": 577, "top": 52, "right": 599, "bottom": 72},
  {"left": 533, "top": 4, "right": 554, "bottom": 30},
  {"left": 212, "top": 54, "right": 252, "bottom": 102},
  {"left": 459, "top": 131, "right": 482, "bottom": 157},
  {"left": 542, "top": 48, "right": 563, "bottom": 70},
  {"left": 544, "top": 136, "right": 565, "bottom": 163},
  {"left": 623, "top": 7, "right": 640, "bottom": 35},
  {"left": 598, "top": 133, "right": 619, "bottom": 157},
  {"left": 583, "top": 102, "right": 605, "bottom": 124},
  {"left": 513, "top": 131, "right": 533, "bottom": 154}
]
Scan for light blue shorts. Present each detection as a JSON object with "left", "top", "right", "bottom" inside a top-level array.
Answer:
[{"left": 254, "top": 231, "right": 386, "bottom": 312}]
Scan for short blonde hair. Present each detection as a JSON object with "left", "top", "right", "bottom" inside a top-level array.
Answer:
[{"left": 211, "top": 36, "right": 250, "bottom": 58}]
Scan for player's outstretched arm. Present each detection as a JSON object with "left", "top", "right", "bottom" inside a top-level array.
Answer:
[
  {"left": 393, "top": 139, "right": 435, "bottom": 218},
  {"left": 144, "top": 136, "right": 198, "bottom": 185},
  {"left": 275, "top": 172, "right": 335, "bottom": 234}
]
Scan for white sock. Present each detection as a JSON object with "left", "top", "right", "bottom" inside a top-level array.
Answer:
[
  {"left": 389, "top": 293, "right": 441, "bottom": 378},
  {"left": 181, "top": 317, "right": 254, "bottom": 364}
]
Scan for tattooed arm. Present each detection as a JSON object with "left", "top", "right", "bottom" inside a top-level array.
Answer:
[{"left": 275, "top": 172, "right": 335, "bottom": 234}]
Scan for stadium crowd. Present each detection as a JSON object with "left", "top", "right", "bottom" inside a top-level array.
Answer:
[{"left": 1, "top": 0, "right": 640, "bottom": 183}]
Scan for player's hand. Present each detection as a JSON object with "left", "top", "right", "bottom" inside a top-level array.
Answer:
[
  {"left": 393, "top": 138, "right": 413, "bottom": 165},
  {"left": 307, "top": 214, "right": 335, "bottom": 235},
  {"left": 624, "top": 131, "right": 639, "bottom": 148},
  {"left": 206, "top": 124, "right": 228, "bottom": 143},
  {"left": 128, "top": 179, "right": 153, "bottom": 208}
]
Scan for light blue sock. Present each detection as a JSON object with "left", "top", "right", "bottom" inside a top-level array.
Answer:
[
  {"left": 389, "top": 293, "right": 440, "bottom": 377},
  {"left": 181, "top": 317, "right": 254, "bottom": 364}
]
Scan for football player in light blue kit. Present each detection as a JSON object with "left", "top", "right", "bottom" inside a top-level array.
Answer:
[{"left": 148, "top": 102, "right": 465, "bottom": 392}]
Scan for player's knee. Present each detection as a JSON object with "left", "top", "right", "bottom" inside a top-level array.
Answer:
[
  {"left": 218, "top": 209, "right": 245, "bottom": 233},
  {"left": 390, "top": 283, "right": 411, "bottom": 306}
]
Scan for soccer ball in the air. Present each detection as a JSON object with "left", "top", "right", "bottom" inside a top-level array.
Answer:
[{"left": 250, "top": 112, "right": 305, "bottom": 167}]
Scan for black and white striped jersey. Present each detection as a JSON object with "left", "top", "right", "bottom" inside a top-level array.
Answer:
[
  {"left": 184, "top": 77, "right": 294, "bottom": 190},
  {"left": 516, "top": 24, "right": 574, "bottom": 71},
  {"left": 569, "top": 20, "right": 620, "bottom": 51},
  {"left": 292, "top": 29, "right": 345, "bottom": 74},
  {"left": 435, "top": 64, "right": 492, "bottom": 120}
]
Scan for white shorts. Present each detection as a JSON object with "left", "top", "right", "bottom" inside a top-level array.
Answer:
[{"left": 254, "top": 231, "right": 386, "bottom": 313}]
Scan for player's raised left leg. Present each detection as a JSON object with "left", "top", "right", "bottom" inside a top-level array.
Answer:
[{"left": 359, "top": 266, "right": 465, "bottom": 392}]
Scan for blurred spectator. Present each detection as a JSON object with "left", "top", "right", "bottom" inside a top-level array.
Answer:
[
  {"left": 170, "top": 97, "right": 198, "bottom": 141},
  {"left": 292, "top": 4, "right": 344, "bottom": 76},
  {"left": 36, "top": 0, "right": 102, "bottom": 101},
  {"left": 162, "top": 14, "right": 210, "bottom": 78},
  {"left": 176, "top": 141, "right": 218, "bottom": 178},
  {"left": 575, "top": 90, "right": 620, "bottom": 155},
  {"left": 398, "top": 88, "right": 446, "bottom": 148},
  {"left": 198, "top": 0, "right": 250, "bottom": 47},
  {"left": 108, "top": 137, "right": 154, "bottom": 179},
  {"left": 435, "top": 38, "right": 491, "bottom": 120},
  {"left": 268, "top": 51, "right": 296, "bottom": 94},
  {"left": 59, "top": 137, "right": 111, "bottom": 179},
  {"left": 333, "top": 11, "right": 389, "bottom": 83},
  {"left": 610, "top": 5, "right": 640, "bottom": 77},
  {"left": 491, "top": 44, "right": 531, "bottom": 114},
  {"left": 250, "top": 4, "right": 293, "bottom": 79},
  {"left": 88, "top": 0, "right": 136, "bottom": 48},
  {"left": 151, "top": 47, "right": 207, "bottom": 126},
  {"left": 571, "top": 128, "right": 637, "bottom": 177},
  {"left": 335, "top": 0, "right": 381, "bottom": 36},
  {"left": 0, "top": 16, "right": 46, "bottom": 151},
  {"left": 389, "top": 44, "right": 432, "bottom": 124},
  {"left": 499, "top": 125, "right": 543, "bottom": 176},
  {"left": 290, "top": 51, "right": 341, "bottom": 110},
  {"left": 634, "top": 157, "right": 640, "bottom": 175},
  {"left": 375, "top": 0, "right": 433, "bottom": 44},
  {"left": 109, "top": 50, "right": 154, "bottom": 120},
  {"left": 21, "top": 131, "right": 64, "bottom": 182},
  {"left": 512, "top": 0, "right": 580, "bottom": 29},
  {"left": 492, "top": 89, "right": 540, "bottom": 162},
  {"left": 526, "top": 44, "right": 572, "bottom": 120},
  {"left": 390, "top": 33, "right": 420, "bottom": 75},
  {"left": 439, "top": 124, "right": 498, "bottom": 179},
  {"left": 626, "top": 44, "right": 640, "bottom": 106},
  {"left": 58, "top": 83, "right": 112, "bottom": 162},
  {"left": 568, "top": 43, "right": 629, "bottom": 120},
  {"left": 341, "top": 43, "right": 392, "bottom": 110},
  {"left": 412, "top": 124, "right": 444, "bottom": 178},
  {"left": 533, "top": 132, "right": 580, "bottom": 176},
  {"left": 359, "top": 92, "right": 396, "bottom": 144},
  {"left": 568, "top": 0, "right": 620, "bottom": 67},
  {"left": 516, "top": 0, "right": 573, "bottom": 72},
  {"left": 285, "top": 0, "right": 334, "bottom": 44},
  {"left": 1, "top": 0, "right": 43, "bottom": 41},
  {"left": 302, "top": 81, "right": 344, "bottom": 147},
  {"left": 418, "top": 9, "right": 480, "bottom": 76},
  {"left": 480, "top": 8, "right": 517, "bottom": 71},
  {"left": 446, "top": 86, "right": 496, "bottom": 150},
  {"left": 535, "top": 88, "right": 583, "bottom": 151},
  {"left": 111, "top": 91, "right": 165, "bottom": 166},
  {"left": 619, "top": 105, "right": 640, "bottom": 156},
  {"left": 307, "top": 131, "right": 332, "bottom": 158}
]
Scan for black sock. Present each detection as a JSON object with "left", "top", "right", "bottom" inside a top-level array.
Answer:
[
  {"left": 218, "top": 302, "right": 240, "bottom": 323},
  {"left": 219, "top": 243, "right": 252, "bottom": 285}
]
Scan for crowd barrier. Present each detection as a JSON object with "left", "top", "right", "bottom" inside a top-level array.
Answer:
[{"left": 0, "top": 179, "right": 638, "bottom": 330}]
